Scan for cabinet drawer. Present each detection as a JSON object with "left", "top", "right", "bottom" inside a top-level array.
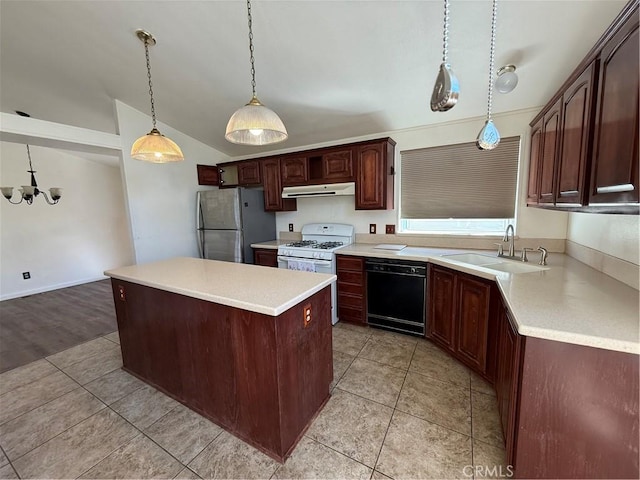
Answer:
[
  {"left": 338, "top": 293, "right": 363, "bottom": 309},
  {"left": 337, "top": 282, "right": 364, "bottom": 296},
  {"left": 337, "top": 272, "right": 364, "bottom": 286},
  {"left": 337, "top": 256, "right": 364, "bottom": 272},
  {"left": 338, "top": 306, "right": 365, "bottom": 324}
]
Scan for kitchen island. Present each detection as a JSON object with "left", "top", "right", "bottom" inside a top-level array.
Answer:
[{"left": 104, "top": 257, "right": 335, "bottom": 462}]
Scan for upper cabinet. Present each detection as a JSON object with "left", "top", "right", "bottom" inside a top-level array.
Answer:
[
  {"left": 281, "top": 156, "right": 309, "bottom": 186},
  {"left": 237, "top": 160, "right": 262, "bottom": 186},
  {"left": 262, "top": 158, "right": 297, "bottom": 212},
  {"left": 197, "top": 164, "right": 219, "bottom": 186},
  {"left": 320, "top": 148, "right": 354, "bottom": 182},
  {"left": 355, "top": 138, "right": 396, "bottom": 210},
  {"left": 527, "top": 0, "right": 639, "bottom": 213}
]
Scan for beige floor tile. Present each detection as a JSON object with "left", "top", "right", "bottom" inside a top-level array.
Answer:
[
  {"left": 472, "top": 439, "right": 510, "bottom": 479},
  {"left": 12, "top": 409, "right": 138, "bottom": 479},
  {"left": 331, "top": 350, "right": 355, "bottom": 390},
  {"left": 0, "top": 370, "right": 77, "bottom": 425},
  {"left": 174, "top": 467, "right": 202, "bottom": 479},
  {"left": 188, "top": 431, "right": 279, "bottom": 479},
  {"left": 274, "top": 436, "right": 372, "bottom": 479},
  {"left": 103, "top": 331, "right": 121, "bottom": 344},
  {"left": 0, "top": 359, "right": 58, "bottom": 396},
  {"left": 84, "top": 368, "right": 145, "bottom": 405},
  {"left": 62, "top": 347, "right": 123, "bottom": 385},
  {"left": 334, "top": 322, "right": 372, "bottom": 336},
  {"left": 376, "top": 411, "right": 473, "bottom": 479},
  {"left": 368, "top": 328, "right": 419, "bottom": 348},
  {"left": 111, "top": 384, "right": 179, "bottom": 429},
  {"left": 471, "top": 391, "right": 504, "bottom": 448},
  {"left": 396, "top": 372, "right": 471, "bottom": 436},
  {"left": 46, "top": 337, "right": 117, "bottom": 369},
  {"left": 409, "top": 341, "right": 471, "bottom": 387},
  {"left": 336, "top": 358, "right": 405, "bottom": 407},
  {"left": 306, "top": 389, "right": 393, "bottom": 467},
  {"left": 359, "top": 335, "right": 416, "bottom": 370},
  {"left": 371, "top": 470, "right": 393, "bottom": 480},
  {"left": 333, "top": 328, "right": 370, "bottom": 356},
  {"left": 0, "top": 463, "right": 18, "bottom": 479},
  {"left": 80, "top": 433, "right": 183, "bottom": 479},
  {"left": 0, "top": 448, "right": 8, "bottom": 467},
  {"left": 0, "top": 387, "right": 105, "bottom": 460},
  {"left": 145, "top": 404, "right": 223, "bottom": 464},
  {"left": 470, "top": 371, "right": 495, "bottom": 396}
]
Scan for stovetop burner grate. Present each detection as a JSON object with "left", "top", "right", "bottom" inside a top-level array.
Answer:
[
  {"left": 312, "top": 241, "right": 344, "bottom": 250},
  {"left": 286, "top": 240, "right": 318, "bottom": 247}
]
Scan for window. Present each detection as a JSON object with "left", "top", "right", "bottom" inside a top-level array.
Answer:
[{"left": 400, "top": 136, "right": 520, "bottom": 235}]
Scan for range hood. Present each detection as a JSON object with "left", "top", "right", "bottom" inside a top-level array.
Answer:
[{"left": 281, "top": 182, "right": 355, "bottom": 198}]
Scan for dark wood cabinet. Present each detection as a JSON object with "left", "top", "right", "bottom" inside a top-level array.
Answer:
[
  {"left": 336, "top": 255, "right": 366, "bottom": 325},
  {"left": 262, "top": 158, "right": 297, "bottom": 212},
  {"left": 322, "top": 148, "right": 354, "bottom": 182},
  {"left": 527, "top": 1, "right": 639, "bottom": 213},
  {"left": 197, "top": 164, "right": 220, "bottom": 186},
  {"left": 556, "top": 63, "right": 596, "bottom": 205},
  {"left": 237, "top": 160, "right": 262, "bottom": 186},
  {"left": 589, "top": 12, "right": 639, "bottom": 206},
  {"left": 427, "top": 264, "right": 492, "bottom": 376},
  {"left": 281, "top": 156, "right": 308, "bottom": 186},
  {"left": 355, "top": 139, "right": 396, "bottom": 210},
  {"left": 253, "top": 248, "right": 278, "bottom": 267}
]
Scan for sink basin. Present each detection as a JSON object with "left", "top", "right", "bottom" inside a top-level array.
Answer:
[
  {"left": 482, "top": 262, "right": 548, "bottom": 274},
  {"left": 442, "top": 253, "right": 499, "bottom": 266}
]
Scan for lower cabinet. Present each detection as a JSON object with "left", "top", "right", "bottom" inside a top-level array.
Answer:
[
  {"left": 253, "top": 248, "right": 278, "bottom": 267},
  {"left": 336, "top": 255, "right": 366, "bottom": 325},
  {"left": 427, "top": 264, "right": 492, "bottom": 377}
]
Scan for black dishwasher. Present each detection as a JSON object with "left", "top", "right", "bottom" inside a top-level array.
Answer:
[{"left": 365, "top": 258, "right": 426, "bottom": 336}]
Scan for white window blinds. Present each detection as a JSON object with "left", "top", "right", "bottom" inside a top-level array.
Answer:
[{"left": 400, "top": 136, "right": 520, "bottom": 219}]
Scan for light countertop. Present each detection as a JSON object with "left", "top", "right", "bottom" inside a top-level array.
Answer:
[
  {"left": 337, "top": 244, "right": 639, "bottom": 355},
  {"left": 250, "top": 240, "right": 286, "bottom": 249},
  {"left": 105, "top": 257, "right": 335, "bottom": 317}
]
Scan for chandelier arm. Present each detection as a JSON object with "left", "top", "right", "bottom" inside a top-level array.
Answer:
[
  {"left": 4, "top": 196, "right": 24, "bottom": 205},
  {"left": 39, "top": 190, "right": 58, "bottom": 205}
]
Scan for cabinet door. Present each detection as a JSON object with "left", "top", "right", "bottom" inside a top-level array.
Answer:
[
  {"left": 238, "top": 160, "right": 261, "bottom": 185},
  {"left": 262, "top": 158, "right": 296, "bottom": 212},
  {"left": 355, "top": 141, "right": 394, "bottom": 210},
  {"left": 281, "top": 157, "right": 308, "bottom": 186},
  {"left": 197, "top": 164, "right": 220, "bottom": 186},
  {"left": 556, "top": 63, "right": 596, "bottom": 205},
  {"left": 455, "top": 275, "right": 490, "bottom": 373},
  {"left": 323, "top": 148, "right": 354, "bottom": 182},
  {"left": 589, "top": 16, "right": 639, "bottom": 205},
  {"left": 527, "top": 119, "right": 543, "bottom": 205},
  {"left": 427, "top": 265, "right": 456, "bottom": 350},
  {"left": 253, "top": 248, "right": 278, "bottom": 267},
  {"left": 539, "top": 98, "right": 562, "bottom": 204}
]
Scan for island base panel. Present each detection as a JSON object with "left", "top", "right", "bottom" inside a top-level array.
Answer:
[{"left": 111, "top": 279, "right": 333, "bottom": 462}]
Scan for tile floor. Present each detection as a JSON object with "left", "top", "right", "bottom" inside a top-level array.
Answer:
[{"left": 0, "top": 323, "right": 506, "bottom": 479}]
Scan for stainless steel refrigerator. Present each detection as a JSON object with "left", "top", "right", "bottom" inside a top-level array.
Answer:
[{"left": 196, "top": 188, "right": 275, "bottom": 263}]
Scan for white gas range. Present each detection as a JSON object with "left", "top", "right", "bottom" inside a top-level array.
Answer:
[{"left": 277, "top": 223, "right": 355, "bottom": 325}]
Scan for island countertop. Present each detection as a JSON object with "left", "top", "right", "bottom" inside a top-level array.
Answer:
[{"left": 105, "top": 256, "right": 335, "bottom": 316}]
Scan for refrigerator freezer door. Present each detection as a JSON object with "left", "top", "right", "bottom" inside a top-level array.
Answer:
[
  {"left": 198, "top": 189, "right": 242, "bottom": 230},
  {"left": 239, "top": 188, "right": 276, "bottom": 263},
  {"left": 201, "top": 230, "right": 243, "bottom": 262}
]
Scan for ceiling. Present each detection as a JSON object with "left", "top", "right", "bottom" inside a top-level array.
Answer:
[{"left": 0, "top": 0, "right": 627, "bottom": 158}]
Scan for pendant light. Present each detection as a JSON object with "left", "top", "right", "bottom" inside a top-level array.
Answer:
[
  {"left": 225, "top": 0, "right": 288, "bottom": 146},
  {"left": 476, "top": 0, "right": 500, "bottom": 150},
  {"left": 495, "top": 64, "right": 518, "bottom": 94},
  {"left": 130, "top": 30, "right": 184, "bottom": 163},
  {"left": 430, "top": 0, "right": 459, "bottom": 112}
]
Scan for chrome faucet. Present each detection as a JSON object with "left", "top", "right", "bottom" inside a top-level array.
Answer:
[
  {"left": 537, "top": 246, "right": 548, "bottom": 266},
  {"left": 503, "top": 224, "right": 515, "bottom": 257}
]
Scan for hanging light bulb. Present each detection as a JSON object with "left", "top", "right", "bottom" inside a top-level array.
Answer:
[
  {"left": 226, "top": 0, "right": 288, "bottom": 146},
  {"left": 477, "top": 0, "right": 501, "bottom": 151},
  {"left": 495, "top": 65, "right": 518, "bottom": 94},
  {"left": 131, "top": 30, "right": 184, "bottom": 163}
]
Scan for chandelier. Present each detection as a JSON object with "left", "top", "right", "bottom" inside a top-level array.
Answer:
[{"left": 1, "top": 144, "right": 62, "bottom": 205}]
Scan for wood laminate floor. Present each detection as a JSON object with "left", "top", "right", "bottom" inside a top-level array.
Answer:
[{"left": 0, "top": 280, "right": 116, "bottom": 373}]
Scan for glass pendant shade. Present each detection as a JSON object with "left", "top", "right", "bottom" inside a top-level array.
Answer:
[
  {"left": 225, "top": 96, "right": 288, "bottom": 146},
  {"left": 131, "top": 128, "right": 184, "bottom": 163}
]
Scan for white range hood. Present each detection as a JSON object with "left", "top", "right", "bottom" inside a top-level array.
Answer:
[{"left": 281, "top": 182, "right": 355, "bottom": 199}]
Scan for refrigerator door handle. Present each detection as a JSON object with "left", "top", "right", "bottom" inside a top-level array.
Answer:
[{"left": 197, "top": 229, "right": 204, "bottom": 259}]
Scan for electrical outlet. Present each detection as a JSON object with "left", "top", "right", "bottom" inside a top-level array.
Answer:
[
  {"left": 22, "top": 271, "right": 30, "bottom": 280},
  {"left": 369, "top": 224, "right": 376, "bottom": 234},
  {"left": 303, "top": 303, "right": 312, "bottom": 327},
  {"left": 289, "top": 223, "right": 294, "bottom": 232},
  {"left": 385, "top": 224, "right": 395, "bottom": 234}
]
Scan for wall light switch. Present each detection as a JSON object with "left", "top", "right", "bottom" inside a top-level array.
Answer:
[
  {"left": 22, "top": 271, "right": 30, "bottom": 280},
  {"left": 369, "top": 224, "right": 376, "bottom": 234},
  {"left": 385, "top": 224, "right": 395, "bottom": 234}
]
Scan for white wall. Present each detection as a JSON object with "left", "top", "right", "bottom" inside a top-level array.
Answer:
[
  {"left": 567, "top": 214, "right": 639, "bottom": 265},
  {"left": 272, "top": 108, "right": 569, "bottom": 244},
  {"left": 114, "top": 101, "right": 228, "bottom": 265},
  {"left": 0, "top": 141, "right": 134, "bottom": 300}
]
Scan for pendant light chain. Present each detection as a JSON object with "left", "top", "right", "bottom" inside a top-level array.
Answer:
[
  {"left": 442, "top": 0, "right": 450, "bottom": 64},
  {"left": 247, "top": 0, "right": 257, "bottom": 98},
  {"left": 486, "top": 0, "right": 498, "bottom": 121},
  {"left": 143, "top": 39, "right": 157, "bottom": 129}
]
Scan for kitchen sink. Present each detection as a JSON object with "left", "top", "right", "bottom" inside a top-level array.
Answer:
[
  {"left": 441, "top": 253, "right": 500, "bottom": 266},
  {"left": 442, "top": 253, "right": 549, "bottom": 274},
  {"left": 481, "top": 261, "right": 548, "bottom": 274}
]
